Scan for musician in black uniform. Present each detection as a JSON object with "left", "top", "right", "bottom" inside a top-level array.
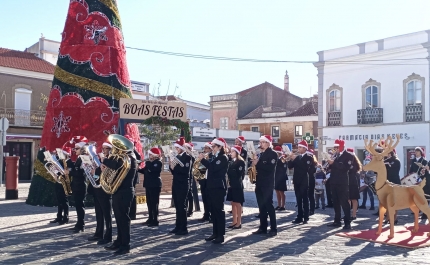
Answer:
[
  {"left": 88, "top": 142, "right": 113, "bottom": 245},
  {"left": 184, "top": 142, "right": 200, "bottom": 217},
  {"left": 103, "top": 135, "right": 137, "bottom": 255},
  {"left": 288, "top": 140, "right": 312, "bottom": 224},
  {"left": 327, "top": 139, "right": 352, "bottom": 230},
  {"left": 384, "top": 149, "right": 401, "bottom": 224},
  {"left": 140, "top": 147, "right": 162, "bottom": 226},
  {"left": 68, "top": 140, "right": 88, "bottom": 233},
  {"left": 169, "top": 137, "right": 192, "bottom": 235},
  {"left": 198, "top": 142, "right": 214, "bottom": 222},
  {"left": 50, "top": 148, "right": 73, "bottom": 225},
  {"left": 410, "top": 147, "right": 430, "bottom": 220},
  {"left": 252, "top": 135, "right": 278, "bottom": 237},
  {"left": 273, "top": 146, "right": 288, "bottom": 211},
  {"left": 346, "top": 148, "right": 361, "bottom": 221},
  {"left": 307, "top": 149, "right": 318, "bottom": 216},
  {"left": 123, "top": 135, "right": 140, "bottom": 221},
  {"left": 199, "top": 137, "right": 229, "bottom": 244},
  {"left": 226, "top": 145, "right": 246, "bottom": 229}
]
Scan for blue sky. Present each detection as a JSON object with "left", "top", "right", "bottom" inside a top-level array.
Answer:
[{"left": 2, "top": 0, "right": 430, "bottom": 105}]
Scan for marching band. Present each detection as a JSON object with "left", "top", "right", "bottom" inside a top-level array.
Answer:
[{"left": 43, "top": 132, "right": 430, "bottom": 254}]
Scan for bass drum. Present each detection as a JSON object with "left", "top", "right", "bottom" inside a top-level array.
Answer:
[{"left": 400, "top": 173, "right": 419, "bottom": 186}]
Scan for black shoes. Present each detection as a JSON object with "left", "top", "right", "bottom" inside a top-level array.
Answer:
[
  {"left": 114, "top": 248, "right": 130, "bottom": 255},
  {"left": 73, "top": 228, "right": 85, "bottom": 233},
  {"left": 343, "top": 224, "right": 352, "bottom": 230},
  {"left": 212, "top": 236, "right": 224, "bottom": 244},
  {"left": 50, "top": 219, "right": 61, "bottom": 224},
  {"left": 227, "top": 224, "right": 237, "bottom": 229},
  {"left": 315, "top": 206, "right": 320, "bottom": 210},
  {"left": 144, "top": 219, "right": 151, "bottom": 225},
  {"left": 87, "top": 235, "right": 101, "bottom": 241},
  {"left": 198, "top": 217, "right": 210, "bottom": 222},
  {"left": 358, "top": 205, "right": 366, "bottom": 209},
  {"left": 187, "top": 212, "right": 193, "bottom": 217},
  {"left": 175, "top": 230, "right": 188, "bottom": 236},
  {"left": 252, "top": 229, "right": 267, "bottom": 235},
  {"left": 148, "top": 222, "right": 159, "bottom": 227},
  {"left": 292, "top": 219, "right": 303, "bottom": 224},
  {"left": 105, "top": 244, "right": 120, "bottom": 251},
  {"left": 58, "top": 219, "right": 69, "bottom": 225},
  {"left": 232, "top": 224, "right": 242, "bottom": 229},
  {"left": 309, "top": 211, "right": 314, "bottom": 216},
  {"left": 350, "top": 217, "right": 357, "bottom": 221},
  {"left": 327, "top": 222, "right": 342, "bottom": 227},
  {"left": 275, "top": 206, "right": 280, "bottom": 210},
  {"left": 268, "top": 230, "right": 277, "bottom": 237},
  {"left": 303, "top": 219, "right": 309, "bottom": 224},
  {"left": 277, "top": 207, "right": 286, "bottom": 211},
  {"left": 97, "top": 239, "right": 112, "bottom": 245},
  {"left": 369, "top": 207, "right": 375, "bottom": 210},
  {"left": 205, "top": 234, "right": 217, "bottom": 241}
]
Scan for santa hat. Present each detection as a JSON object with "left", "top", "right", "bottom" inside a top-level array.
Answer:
[
  {"left": 174, "top": 137, "right": 186, "bottom": 151},
  {"left": 346, "top": 148, "right": 355, "bottom": 155},
  {"left": 204, "top": 142, "right": 213, "bottom": 150},
  {"left": 236, "top": 136, "right": 245, "bottom": 143},
  {"left": 415, "top": 147, "right": 425, "bottom": 157},
  {"left": 102, "top": 142, "right": 112, "bottom": 148},
  {"left": 259, "top": 135, "right": 273, "bottom": 145},
  {"left": 334, "top": 139, "right": 345, "bottom": 152},
  {"left": 184, "top": 142, "right": 194, "bottom": 150},
  {"left": 212, "top": 138, "right": 226, "bottom": 148},
  {"left": 306, "top": 149, "right": 314, "bottom": 156},
  {"left": 148, "top": 147, "right": 161, "bottom": 157},
  {"left": 376, "top": 140, "right": 385, "bottom": 150},
  {"left": 274, "top": 146, "right": 283, "bottom": 154},
  {"left": 231, "top": 145, "right": 242, "bottom": 155},
  {"left": 70, "top": 136, "right": 88, "bottom": 148},
  {"left": 298, "top": 140, "right": 308, "bottom": 150},
  {"left": 62, "top": 147, "right": 72, "bottom": 156}
]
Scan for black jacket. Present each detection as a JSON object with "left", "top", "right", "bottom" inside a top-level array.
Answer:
[
  {"left": 197, "top": 153, "right": 213, "bottom": 189},
  {"left": 240, "top": 149, "right": 248, "bottom": 162},
  {"left": 201, "top": 153, "right": 228, "bottom": 190},
  {"left": 409, "top": 157, "right": 427, "bottom": 174},
  {"left": 170, "top": 152, "right": 192, "bottom": 188},
  {"left": 329, "top": 151, "right": 353, "bottom": 186},
  {"left": 70, "top": 157, "right": 87, "bottom": 192},
  {"left": 227, "top": 159, "right": 245, "bottom": 190},
  {"left": 255, "top": 147, "right": 278, "bottom": 188},
  {"left": 102, "top": 153, "right": 138, "bottom": 192},
  {"left": 385, "top": 156, "right": 401, "bottom": 184},
  {"left": 288, "top": 153, "right": 313, "bottom": 185},
  {"left": 140, "top": 159, "right": 162, "bottom": 188},
  {"left": 133, "top": 150, "right": 141, "bottom": 187},
  {"left": 275, "top": 158, "right": 288, "bottom": 181}
]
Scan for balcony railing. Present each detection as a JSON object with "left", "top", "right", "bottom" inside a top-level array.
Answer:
[
  {"left": 0, "top": 108, "right": 46, "bottom": 127},
  {"left": 405, "top": 105, "right": 423, "bottom": 122},
  {"left": 357, "top": 108, "right": 383, "bottom": 124},
  {"left": 327, "top": 111, "right": 341, "bottom": 126}
]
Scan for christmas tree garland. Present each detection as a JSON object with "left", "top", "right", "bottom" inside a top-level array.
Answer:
[{"left": 142, "top": 116, "right": 192, "bottom": 142}]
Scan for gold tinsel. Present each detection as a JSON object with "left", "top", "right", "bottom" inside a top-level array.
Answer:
[
  {"left": 55, "top": 66, "right": 131, "bottom": 99},
  {"left": 34, "top": 160, "right": 56, "bottom": 183},
  {"left": 99, "top": 0, "right": 122, "bottom": 23},
  {"left": 136, "top": 195, "right": 146, "bottom": 204}
]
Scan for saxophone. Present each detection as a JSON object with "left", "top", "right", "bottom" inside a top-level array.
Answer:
[
  {"left": 248, "top": 152, "right": 258, "bottom": 184},
  {"left": 192, "top": 152, "right": 209, "bottom": 181},
  {"left": 99, "top": 134, "right": 133, "bottom": 195}
]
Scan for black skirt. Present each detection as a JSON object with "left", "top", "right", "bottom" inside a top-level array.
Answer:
[
  {"left": 226, "top": 187, "right": 245, "bottom": 203},
  {"left": 349, "top": 174, "right": 360, "bottom": 200},
  {"left": 275, "top": 174, "right": 288, "bottom": 191}
]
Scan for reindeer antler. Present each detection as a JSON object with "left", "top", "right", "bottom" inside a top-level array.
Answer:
[
  {"left": 364, "top": 139, "right": 379, "bottom": 156},
  {"left": 379, "top": 134, "right": 400, "bottom": 157}
]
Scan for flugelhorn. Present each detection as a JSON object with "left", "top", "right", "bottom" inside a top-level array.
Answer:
[
  {"left": 193, "top": 152, "right": 210, "bottom": 180},
  {"left": 80, "top": 144, "right": 102, "bottom": 188},
  {"left": 168, "top": 146, "right": 184, "bottom": 168},
  {"left": 43, "top": 151, "right": 72, "bottom": 195}
]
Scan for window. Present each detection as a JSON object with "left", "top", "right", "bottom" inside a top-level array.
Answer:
[
  {"left": 220, "top": 117, "right": 228, "bottom": 129},
  {"left": 14, "top": 88, "right": 32, "bottom": 126},
  {"left": 365, "top": 86, "right": 379, "bottom": 108},
  {"left": 295, "top": 125, "right": 303, "bottom": 136},
  {"left": 407, "top": 80, "right": 422, "bottom": 105},
  {"left": 271, "top": 126, "right": 279, "bottom": 137},
  {"left": 251, "top": 126, "right": 259, "bottom": 132},
  {"left": 329, "top": 89, "right": 341, "bottom": 112}
]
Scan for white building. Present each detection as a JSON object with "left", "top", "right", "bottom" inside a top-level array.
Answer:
[
  {"left": 25, "top": 36, "right": 60, "bottom": 65},
  {"left": 315, "top": 30, "right": 430, "bottom": 177}
]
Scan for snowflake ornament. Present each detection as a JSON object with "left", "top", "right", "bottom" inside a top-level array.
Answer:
[{"left": 51, "top": 111, "right": 72, "bottom": 138}]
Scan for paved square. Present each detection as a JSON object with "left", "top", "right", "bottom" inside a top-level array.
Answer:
[{"left": 0, "top": 184, "right": 429, "bottom": 264}]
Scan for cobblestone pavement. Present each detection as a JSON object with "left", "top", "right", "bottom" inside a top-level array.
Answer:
[{"left": 0, "top": 183, "right": 429, "bottom": 265}]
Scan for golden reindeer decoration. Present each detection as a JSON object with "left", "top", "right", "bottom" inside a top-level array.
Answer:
[{"left": 363, "top": 134, "right": 430, "bottom": 239}]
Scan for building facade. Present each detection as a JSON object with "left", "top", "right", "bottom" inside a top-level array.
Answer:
[
  {"left": 315, "top": 30, "right": 430, "bottom": 176},
  {"left": 0, "top": 48, "right": 55, "bottom": 181},
  {"left": 25, "top": 36, "right": 61, "bottom": 66}
]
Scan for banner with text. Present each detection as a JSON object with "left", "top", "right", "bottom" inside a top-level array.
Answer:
[{"left": 120, "top": 98, "right": 188, "bottom": 122}]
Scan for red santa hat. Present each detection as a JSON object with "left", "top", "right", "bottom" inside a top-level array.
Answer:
[
  {"left": 274, "top": 146, "right": 283, "bottom": 154},
  {"left": 212, "top": 137, "right": 226, "bottom": 148},
  {"left": 415, "top": 147, "right": 425, "bottom": 157},
  {"left": 334, "top": 139, "right": 345, "bottom": 152},
  {"left": 102, "top": 142, "right": 112, "bottom": 148},
  {"left": 346, "top": 147, "right": 355, "bottom": 155},
  {"left": 376, "top": 140, "right": 385, "bottom": 150},
  {"left": 70, "top": 136, "right": 88, "bottom": 148},
  {"left": 306, "top": 149, "right": 314, "bottom": 156},
  {"left": 204, "top": 142, "right": 213, "bottom": 150},
  {"left": 148, "top": 147, "right": 161, "bottom": 157},
  {"left": 231, "top": 145, "right": 242, "bottom": 155},
  {"left": 259, "top": 135, "right": 273, "bottom": 145},
  {"left": 62, "top": 147, "right": 72, "bottom": 156},
  {"left": 298, "top": 140, "right": 308, "bottom": 150},
  {"left": 174, "top": 137, "right": 186, "bottom": 151},
  {"left": 184, "top": 142, "right": 194, "bottom": 150},
  {"left": 236, "top": 136, "right": 245, "bottom": 143}
]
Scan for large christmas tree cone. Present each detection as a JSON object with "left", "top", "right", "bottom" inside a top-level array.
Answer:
[{"left": 26, "top": 0, "right": 143, "bottom": 207}]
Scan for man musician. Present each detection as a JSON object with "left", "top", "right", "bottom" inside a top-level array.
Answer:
[
  {"left": 198, "top": 142, "right": 214, "bottom": 223},
  {"left": 184, "top": 142, "right": 200, "bottom": 217},
  {"left": 252, "top": 135, "right": 278, "bottom": 237},
  {"left": 411, "top": 147, "right": 430, "bottom": 220}
]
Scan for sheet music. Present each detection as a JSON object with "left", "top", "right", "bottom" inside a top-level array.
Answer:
[
  {"left": 282, "top": 145, "right": 291, "bottom": 155},
  {"left": 56, "top": 148, "right": 65, "bottom": 160},
  {"left": 246, "top": 141, "right": 256, "bottom": 155},
  {"left": 44, "top": 151, "right": 53, "bottom": 161},
  {"left": 322, "top": 152, "right": 331, "bottom": 161},
  {"left": 161, "top": 145, "right": 170, "bottom": 156},
  {"left": 79, "top": 155, "right": 92, "bottom": 165}
]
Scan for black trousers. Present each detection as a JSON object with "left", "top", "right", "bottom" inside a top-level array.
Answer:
[
  {"left": 173, "top": 185, "right": 189, "bottom": 232},
  {"left": 326, "top": 178, "right": 333, "bottom": 206},
  {"left": 187, "top": 178, "right": 200, "bottom": 213},
  {"left": 129, "top": 195, "right": 137, "bottom": 220},
  {"left": 55, "top": 183, "right": 69, "bottom": 220},
  {"left": 331, "top": 184, "right": 350, "bottom": 224},
  {"left": 199, "top": 179, "right": 211, "bottom": 219},
  {"left": 73, "top": 190, "right": 86, "bottom": 228},
  {"left": 146, "top": 187, "right": 161, "bottom": 223},
  {"left": 209, "top": 188, "right": 226, "bottom": 236},
  {"left": 112, "top": 189, "right": 134, "bottom": 249},
  {"left": 255, "top": 186, "right": 277, "bottom": 231},
  {"left": 308, "top": 177, "right": 315, "bottom": 212},
  {"left": 94, "top": 188, "right": 112, "bottom": 240},
  {"left": 294, "top": 182, "right": 309, "bottom": 221}
]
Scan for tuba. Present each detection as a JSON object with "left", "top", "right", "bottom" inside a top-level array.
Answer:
[
  {"left": 99, "top": 134, "right": 134, "bottom": 195},
  {"left": 193, "top": 152, "right": 209, "bottom": 181},
  {"left": 43, "top": 151, "right": 72, "bottom": 195}
]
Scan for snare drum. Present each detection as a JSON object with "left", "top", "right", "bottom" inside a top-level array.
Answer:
[{"left": 400, "top": 173, "right": 419, "bottom": 186}]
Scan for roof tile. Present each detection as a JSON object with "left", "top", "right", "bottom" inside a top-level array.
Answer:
[{"left": 0, "top": 47, "right": 55, "bottom": 74}]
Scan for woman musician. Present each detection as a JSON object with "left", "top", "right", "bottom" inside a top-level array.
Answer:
[
  {"left": 274, "top": 146, "right": 288, "bottom": 211},
  {"left": 226, "top": 145, "right": 246, "bottom": 229}
]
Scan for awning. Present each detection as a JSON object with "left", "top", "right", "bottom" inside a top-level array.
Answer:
[{"left": 6, "top": 134, "right": 42, "bottom": 140}]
